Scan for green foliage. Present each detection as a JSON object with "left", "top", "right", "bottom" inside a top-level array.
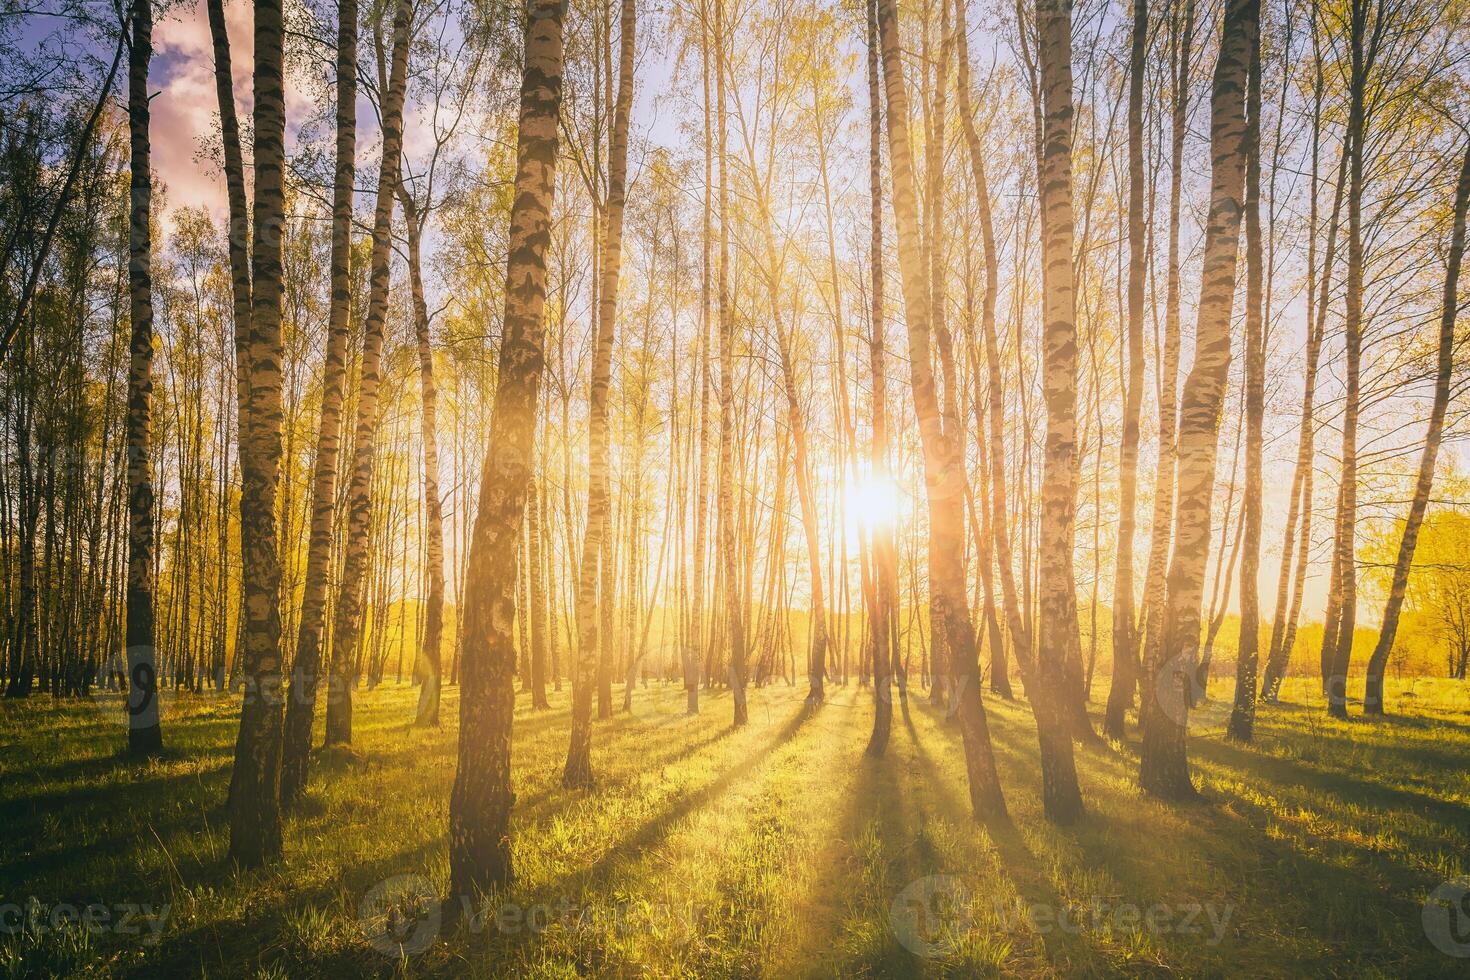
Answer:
[{"left": 1364, "top": 507, "right": 1470, "bottom": 677}]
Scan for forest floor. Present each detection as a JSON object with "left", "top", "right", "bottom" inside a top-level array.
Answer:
[{"left": 1, "top": 674, "right": 1467, "bottom": 978}]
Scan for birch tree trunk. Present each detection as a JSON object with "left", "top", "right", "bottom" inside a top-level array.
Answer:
[
  {"left": 566, "top": 0, "right": 635, "bottom": 786},
  {"left": 1362, "top": 143, "right": 1470, "bottom": 716},
  {"left": 925, "top": 0, "right": 954, "bottom": 711},
  {"left": 204, "top": 0, "right": 251, "bottom": 443},
  {"left": 1227, "top": 23, "right": 1264, "bottom": 742},
  {"left": 1139, "top": 0, "right": 1257, "bottom": 800},
  {"left": 400, "top": 188, "right": 446, "bottom": 727},
  {"left": 448, "top": 0, "right": 565, "bottom": 896},
  {"left": 323, "top": 0, "right": 412, "bottom": 746},
  {"left": 715, "top": 0, "right": 749, "bottom": 727},
  {"left": 864, "top": 0, "right": 898, "bottom": 756},
  {"left": 124, "top": 0, "right": 162, "bottom": 757},
  {"left": 1106, "top": 0, "right": 1147, "bottom": 741},
  {"left": 1324, "top": 0, "right": 1372, "bottom": 719},
  {"left": 957, "top": 0, "right": 1029, "bottom": 701},
  {"left": 876, "top": 0, "right": 1004, "bottom": 818},
  {"left": 687, "top": 0, "right": 713, "bottom": 718},
  {"left": 1032, "top": 0, "right": 1086, "bottom": 820},
  {"left": 1129, "top": 0, "right": 1192, "bottom": 731},
  {"left": 280, "top": 0, "right": 355, "bottom": 806},
  {"left": 229, "top": 0, "right": 292, "bottom": 866}
]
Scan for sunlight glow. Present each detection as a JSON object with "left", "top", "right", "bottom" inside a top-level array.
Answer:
[{"left": 844, "top": 473, "right": 902, "bottom": 532}]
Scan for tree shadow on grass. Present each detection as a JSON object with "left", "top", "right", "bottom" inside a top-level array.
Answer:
[
  {"left": 510, "top": 716, "right": 739, "bottom": 822},
  {"left": 0, "top": 742, "right": 232, "bottom": 812},
  {"left": 422, "top": 701, "right": 820, "bottom": 973},
  {"left": 0, "top": 761, "right": 233, "bottom": 888},
  {"left": 1195, "top": 730, "right": 1470, "bottom": 837},
  {"left": 901, "top": 707, "right": 1080, "bottom": 968},
  {"left": 1258, "top": 696, "right": 1470, "bottom": 751},
  {"left": 905, "top": 695, "right": 1276, "bottom": 972},
  {"left": 829, "top": 738, "right": 927, "bottom": 976},
  {"left": 953, "top": 690, "right": 1464, "bottom": 975},
  {"left": 129, "top": 834, "right": 456, "bottom": 979},
  {"left": 471, "top": 697, "right": 821, "bottom": 945},
  {"left": 1174, "top": 775, "right": 1455, "bottom": 976}
]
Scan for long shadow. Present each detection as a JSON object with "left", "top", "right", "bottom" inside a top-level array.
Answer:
[
  {"left": 128, "top": 834, "right": 454, "bottom": 979},
  {"left": 1259, "top": 696, "right": 1470, "bottom": 750},
  {"left": 440, "top": 700, "right": 821, "bottom": 970},
  {"left": 900, "top": 708, "right": 1082, "bottom": 968},
  {"left": 1194, "top": 734, "right": 1470, "bottom": 836},
  {"left": 1, "top": 763, "right": 232, "bottom": 887},
  {"left": 829, "top": 734, "right": 924, "bottom": 976},
  {"left": 1173, "top": 779, "right": 1454, "bottom": 976},
  {"left": 907, "top": 696, "right": 1235, "bottom": 948},
  {"left": 506, "top": 699, "right": 820, "bottom": 912},
  {"left": 0, "top": 743, "right": 234, "bottom": 813},
  {"left": 1264, "top": 690, "right": 1470, "bottom": 726},
  {"left": 912, "top": 690, "right": 1467, "bottom": 976},
  {"left": 905, "top": 696, "right": 1411, "bottom": 975},
  {"left": 511, "top": 718, "right": 738, "bottom": 821}
]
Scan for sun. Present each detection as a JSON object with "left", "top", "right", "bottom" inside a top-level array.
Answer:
[{"left": 844, "top": 472, "right": 902, "bottom": 532}]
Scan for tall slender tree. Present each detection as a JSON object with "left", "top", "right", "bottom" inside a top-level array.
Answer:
[
  {"left": 1362, "top": 143, "right": 1470, "bottom": 716},
  {"left": 280, "top": 0, "right": 357, "bottom": 805},
  {"left": 400, "top": 187, "right": 446, "bottom": 727},
  {"left": 1323, "top": 0, "right": 1376, "bottom": 719},
  {"left": 686, "top": 0, "right": 715, "bottom": 719},
  {"left": 953, "top": 0, "right": 1008, "bottom": 701},
  {"left": 566, "top": 0, "right": 635, "bottom": 787},
  {"left": 1130, "top": 0, "right": 1193, "bottom": 731},
  {"left": 741, "top": 124, "right": 830, "bottom": 707},
  {"left": 864, "top": 0, "right": 898, "bottom": 756},
  {"left": 875, "top": 0, "right": 1004, "bottom": 818},
  {"left": 448, "top": 0, "right": 566, "bottom": 896},
  {"left": 925, "top": 0, "right": 955, "bottom": 711},
  {"left": 204, "top": 0, "right": 251, "bottom": 440},
  {"left": 1031, "top": 0, "right": 1086, "bottom": 821},
  {"left": 229, "top": 0, "right": 292, "bottom": 866},
  {"left": 323, "top": 0, "right": 413, "bottom": 746},
  {"left": 715, "top": 0, "right": 748, "bottom": 727},
  {"left": 1139, "top": 0, "right": 1258, "bottom": 800},
  {"left": 1260, "top": 31, "right": 1335, "bottom": 701},
  {"left": 1106, "top": 0, "right": 1147, "bottom": 741},
  {"left": 1227, "top": 13, "right": 1265, "bottom": 742},
  {"left": 123, "top": 0, "right": 162, "bottom": 757}
]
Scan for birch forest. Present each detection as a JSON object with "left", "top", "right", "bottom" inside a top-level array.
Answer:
[{"left": 2, "top": 0, "right": 1470, "bottom": 974}]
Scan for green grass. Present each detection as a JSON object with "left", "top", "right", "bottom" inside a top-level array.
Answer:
[{"left": 1, "top": 675, "right": 1467, "bottom": 977}]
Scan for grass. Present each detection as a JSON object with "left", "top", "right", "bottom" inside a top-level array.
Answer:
[{"left": 1, "top": 674, "right": 1467, "bottom": 977}]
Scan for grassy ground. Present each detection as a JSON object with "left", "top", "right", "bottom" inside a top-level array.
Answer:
[{"left": 1, "top": 675, "right": 1467, "bottom": 978}]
